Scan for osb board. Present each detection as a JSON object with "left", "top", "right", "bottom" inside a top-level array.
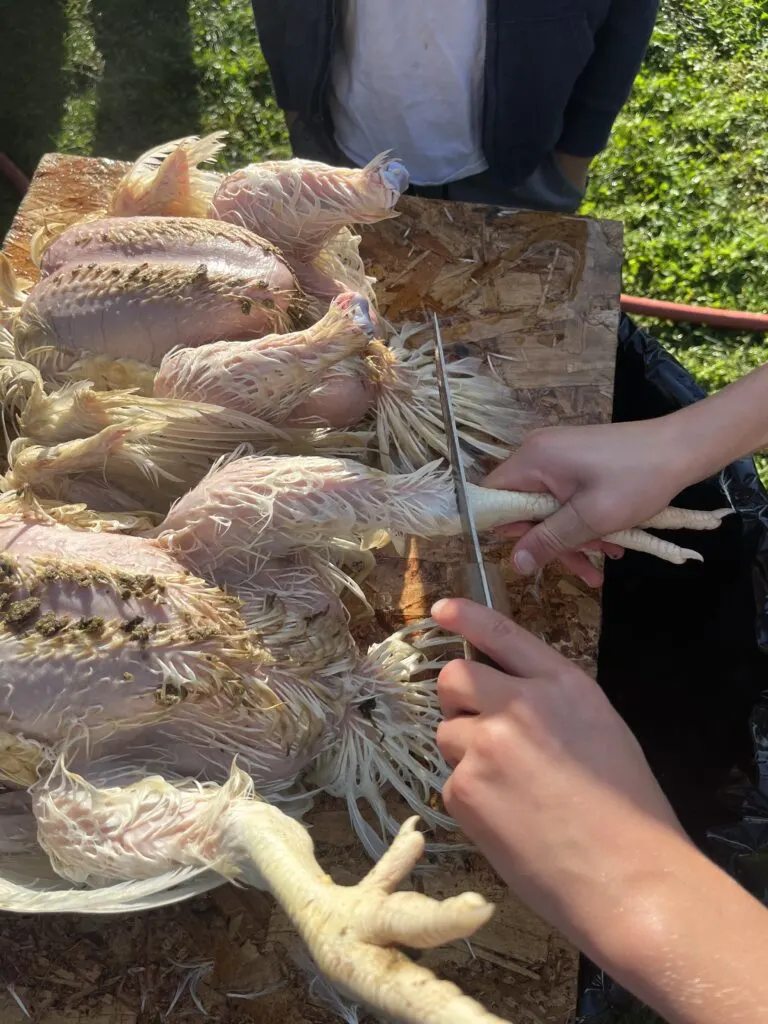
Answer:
[
  {"left": 356, "top": 193, "right": 621, "bottom": 659},
  {"left": 0, "top": 153, "right": 623, "bottom": 1024}
]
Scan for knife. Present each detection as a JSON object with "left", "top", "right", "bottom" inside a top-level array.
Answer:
[{"left": 432, "top": 313, "right": 511, "bottom": 668}]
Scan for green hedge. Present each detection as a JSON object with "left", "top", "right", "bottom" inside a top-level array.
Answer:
[{"left": 583, "top": 0, "right": 768, "bottom": 399}]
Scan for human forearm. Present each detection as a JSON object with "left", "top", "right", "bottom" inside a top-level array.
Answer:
[
  {"left": 585, "top": 832, "right": 768, "bottom": 1024},
  {"left": 476, "top": 797, "right": 768, "bottom": 1024},
  {"left": 658, "top": 360, "right": 768, "bottom": 491},
  {"left": 433, "top": 599, "right": 768, "bottom": 1024}
]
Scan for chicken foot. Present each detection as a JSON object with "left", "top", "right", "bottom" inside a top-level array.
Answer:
[
  {"left": 34, "top": 761, "right": 509, "bottom": 1024},
  {"left": 155, "top": 454, "right": 732, "bottom": 570},
  {"left": 232, "top": 803, "right": 509, "bottom": 1024}
]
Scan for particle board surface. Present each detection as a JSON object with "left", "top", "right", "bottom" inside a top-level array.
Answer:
[{"left": 0, "top": 153, "right": 623, "bottom": 1024}]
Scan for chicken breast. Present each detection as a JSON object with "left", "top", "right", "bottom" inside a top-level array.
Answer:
[
  {"left": 14, "top": 259, "right": 297, "bottom": 372},
  {"left": 0, "top": 519, "right": 234, "bottom": 743},
  {"left": 0, "top": 512, "right": 321, "bottom": 798},
  {"left": 39, "top": 216, "right": 288, "bottom": 280}
]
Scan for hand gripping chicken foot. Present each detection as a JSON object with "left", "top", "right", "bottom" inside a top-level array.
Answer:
[{"left": 156, "top": 454, "right": 733, "bottom": 573}]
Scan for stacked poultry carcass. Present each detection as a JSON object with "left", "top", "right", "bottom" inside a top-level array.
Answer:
[
  {"left": 3, "top": 132, "right": 529, "bottom": 503},
  {"left": 0, "top": 134, "right": 732, "bottom": 1024}
]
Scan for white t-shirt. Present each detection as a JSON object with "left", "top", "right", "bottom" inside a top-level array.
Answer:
[{"left": 329, "top": 1, "right": 488, "bottom": 186}]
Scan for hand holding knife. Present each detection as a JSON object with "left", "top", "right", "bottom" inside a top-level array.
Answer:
[{"left": 432, "top": 313, "right": 511, "bottom": 669}]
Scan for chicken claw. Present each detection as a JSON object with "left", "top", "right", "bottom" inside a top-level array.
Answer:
[
  {"left": 33, "top": 761, "right": 508, "bottom": 1022},
  {"left": 230, "top": 802, "right": 510, "bottom": 1024}
]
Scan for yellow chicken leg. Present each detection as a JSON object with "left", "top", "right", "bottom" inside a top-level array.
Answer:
[
  {"left": 228, "top": 799, "right": 509, "bottom": 1024},
  {"left": 30, "top": 762, "right": 508, "bottom": 1023}
]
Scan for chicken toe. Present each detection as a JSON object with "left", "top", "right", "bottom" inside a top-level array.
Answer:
[
  {"left": 30, "top": 761, "right": 508, "bottom": 1022},
  {"left": 229, "top": 803, "right": 509, "bottom": 1024}
]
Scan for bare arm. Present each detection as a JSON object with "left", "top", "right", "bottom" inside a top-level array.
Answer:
[
  {"left": 664, "top": 359, "right": 768, "bottom": 485},
  {"left": 432, "top": 598, "right": 768, "bottom": 1024}
]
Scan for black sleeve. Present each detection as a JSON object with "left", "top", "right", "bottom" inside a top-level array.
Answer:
[
  {"left": 251, "top": 1, "right": 297, "bottom": 110},
  {"left": 556, "top": 0, "right": 660, "bottom": 157}
]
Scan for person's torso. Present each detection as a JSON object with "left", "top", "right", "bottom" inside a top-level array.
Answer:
[{"left": 329, "top": 0, "right": 489, "bottom": 186}]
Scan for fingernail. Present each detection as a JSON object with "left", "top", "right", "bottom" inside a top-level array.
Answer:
[
  {"left": 513, "top": 550, "right": 537, "bottom": 576},
  {"left": 431, "top": 599, "right": 449, "bottom": 616}
]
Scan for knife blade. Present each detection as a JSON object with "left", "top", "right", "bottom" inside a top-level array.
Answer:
[{"left": 432, "top": 313, "right": 511, "bottom": 667}]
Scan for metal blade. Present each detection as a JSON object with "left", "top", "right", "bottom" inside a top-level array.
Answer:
[{"left": 432, "top": 313, "right": 495, "bottom": 609}]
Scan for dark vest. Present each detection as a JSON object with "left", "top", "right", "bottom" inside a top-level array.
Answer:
[{"left": 251, "top": 0, "right": 659, "bottom": 186}]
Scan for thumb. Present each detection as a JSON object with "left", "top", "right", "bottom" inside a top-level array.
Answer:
[
  {"left": 511, "top": 500, "right": 597, "bottom": 575},
  {"left": 482, "top": 452, "right": 547, "bottom": 494}
]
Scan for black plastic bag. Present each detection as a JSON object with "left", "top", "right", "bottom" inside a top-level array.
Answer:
[{"left": 576, "top": 316, "right": 768, "bottom": 1021}]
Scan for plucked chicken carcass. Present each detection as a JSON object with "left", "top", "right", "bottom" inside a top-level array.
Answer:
[
  {"left": 104, "top": 130, "right": 407, "bottom": 264},
  {"left": 14, "top": 226, "right": 301, "bottom": 392},
  {"left": 0, "top": 353, "right": 370, "bottom": 515},
  {"left": 27, "top": 214, "right": 376, "bottom": 403},
  {"left": 0, "top": 132, "right": 736, "bottom": 1024},
  {"left": 4, "top": 217, "right": 530, "bottom": 476},
  {"left": 0, "top": 451, "right": 731, "bottom": 1024},
  {"left": 110, "top": 134, "right": 495, "bottom": 465},
  {"left": 210, "top": 151, "right": 409, "bottom": 263},
  {"left": 33, "top": 208, "right": 368, "bottom": 322},
  {"left": 0, "top": 354, "right": 730, "bottom": 564},
  {"left": 29, "top": 131, "right": 395, "bottom": 314},
  {"left": 12, "top": 133, "right": 529, "bottom": 472}
]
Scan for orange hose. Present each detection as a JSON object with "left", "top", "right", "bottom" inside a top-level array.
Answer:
[{"left": 621, "top": 294, "right": 768, "bottom": 332}]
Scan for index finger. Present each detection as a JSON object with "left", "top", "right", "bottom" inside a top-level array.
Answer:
[{"left": 431, "top": 597, "right": 571, "bottom": 679}]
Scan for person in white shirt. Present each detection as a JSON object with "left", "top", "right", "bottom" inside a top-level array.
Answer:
[{"left": 251, "top": 0, "right": 659, "bottom": 212}]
